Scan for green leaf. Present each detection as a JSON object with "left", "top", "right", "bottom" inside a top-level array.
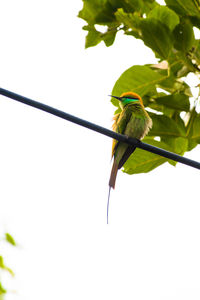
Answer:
[
  {"left": 78, "top": 0, "right": 109, "bottom": 24},
  {"left": 78, "top": 0, "right": 120, "bottom": 25},
  {"left": 109, "top": 0, "right": 141, "bottom": 13},
  {"left": 83, "top": 25, "right": 102, "bottom": 48},
  {"left": 173, "top": 21, "right": 195, "bottom": 52},
  {"left": 0, "top": 256, "right": 14, "bottom": 277},
  {"left": 165, "top": 0, "right": 200, "bottom": 17},
  {"left": 111, "top": 65, "right": 166, "bottom": 106},
  {"left": 190, "top": 16, "right": 200, "bottom": 29},
  {"left": 187, "top": 139, "right": 198, "bottom": 151},
  {"left": 148, "top": 5, "right": 180, "bottom": 31},
  {"left": 157, "top": 72, "right": 192, "bottom": 95},
  {"left": 161, "top": 136, "right": 188, "bottom": 155},
  {"left": 122, "top": 138, "right": 171, "bottom": 174},
  {"left": 191, "top": 40, "right": 200, "bottom": 66},
  {"left": 187, "top": 113, "right": 200, "bottom": 142},
  {"left": 140, "top": 18, "right": 173, "bottom": 59},
  {"left": 83, "top": 24, "right": 118, "bottom": 48},
  {"left": 5, "top": 233, "right": 16, "bottom": 246},
  {"left": 0, "top": 282, "right": 6, "bottom": 295},
  {"left": 186, "top": 108, "right": 196, "bottom": 135},
  {"left": 154, "top": 93, "right": 190, "bottom": 111},
  {"left": 149, "top": 114, "right": 182, "bottom": 137},
  {"left": 101, "top": 27, "right": 117, "bottom": 46},
  {"left": 172, "top": 112, "right": 187, "bottom": 135},
  {"left": 173, "top": 137, "right": 188, "bottom": 154},
  {"left": 115, "top": 8, "right": 141, "bottom": 33},
  {"left": 148, "top": 102, "right": 174, "bottom": 117}
]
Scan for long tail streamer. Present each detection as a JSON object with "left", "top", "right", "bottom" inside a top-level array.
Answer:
[{"left": 107, "top": 187, "right": 111, "bottom": 224}]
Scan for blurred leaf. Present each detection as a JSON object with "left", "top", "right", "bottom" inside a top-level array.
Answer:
[
  {"left": 157, "top": 72, "right": 192, "bottom": 95},
  {"left": 153, "top": 106, "right": 174, "bottom": 117},
  {"left": 162, "top": 136, "right": 188, "bottom": 155},
  {"left": 0, "top": 256, "right": 14, "bottom": 277},
  {"left": 165, "top": 0, "right": 200, "bottom": 17},
  {"left": 115, "top": 8, "right": 141, "bottom": 37},
  {"left": 187, "top": 112, "right": 200, "bottom": 142},
  {"left": 140, "top": 18, "right": 173, "bottom": 58},
  {"left": 187, "top": 139, "right": 198, "bottom": 151},
  {"left": 148, "top": 5, "right": 179, "bottom": 31},
  {"left": 78, "top": 0, "right": 116, "bottom": 25},
  {"left": 173, "top": 21, "right": 195, "bottom": 52},
  {"left": 112, "top": 65, "right": 166, "bottom": 106},
  {"left": 0, "top": 283, "right": 6, "bottom": 295},
  {"left": 154, "top": 93, "right": 190, "bottom": 111},
  {"left": 190, "top": 16, "right": 200, "bottom": 29},
  {"left": 122, "top": 138, "right": 171, "bottom": 174},
  {"left": 109, "top": 0, "right": 141, "bottom": 13},
  {"left": 5, "top": 233, "right": 16, "bottom": 246},
  {"left": 149, "top": 114, "right": 182, "bottom": 137},
  {"left": 191, "top": 40, "right": 200, "bottom": 66},
  {"left": 172, "top": 112, "right": 187, "bottom": 135}
]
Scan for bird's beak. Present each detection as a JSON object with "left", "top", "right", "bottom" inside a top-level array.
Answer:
[{"left": 108, "top": 95, "right": 122, "bottom": 101}]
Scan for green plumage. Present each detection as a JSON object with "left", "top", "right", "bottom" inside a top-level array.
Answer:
[
  {"left": 107, "top": 92, "right": 152, "bottom": 223},
  {"left": 109, "top": 92, "right": 152, "bottom": 189}
]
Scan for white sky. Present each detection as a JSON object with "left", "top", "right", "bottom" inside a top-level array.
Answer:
[{"left": 0, "top": 1, "right": 200, "bottom": 300}]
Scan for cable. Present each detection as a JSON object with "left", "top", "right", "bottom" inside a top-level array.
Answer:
[{"left": 0, "top": 87, "right": 200, "bottom": 170}]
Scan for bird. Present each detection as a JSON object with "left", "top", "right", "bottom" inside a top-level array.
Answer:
[{"left": 107, "top": 91, "right": 152, "bottom": 223}]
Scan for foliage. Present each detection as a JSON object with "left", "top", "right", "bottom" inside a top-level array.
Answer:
[
  {"left": 79, "top": 0, "right": 200, "bottom": 173},
  {"left": 0, "top": 233, "right": 16, "bottom": 299}
]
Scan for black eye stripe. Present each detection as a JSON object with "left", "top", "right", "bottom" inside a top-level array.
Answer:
[{"left": 123, "top": 97, "right": 139, "bottom": 100}]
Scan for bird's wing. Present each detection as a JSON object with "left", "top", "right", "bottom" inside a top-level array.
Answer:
[{"left": 111, "top": 108, "right": 132, "bottom": 158}]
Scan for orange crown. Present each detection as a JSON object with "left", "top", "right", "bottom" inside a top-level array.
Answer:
[{"left": 120, "top": 91, "right": 144, "bottom": 107}]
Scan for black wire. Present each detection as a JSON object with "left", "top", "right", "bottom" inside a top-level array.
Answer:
[{"left": 0, "top": 87, "right": 200, "bottom": 170}]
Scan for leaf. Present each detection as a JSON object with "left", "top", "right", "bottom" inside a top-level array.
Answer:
[
  {"left": 148, "top": 5, "right": 180, "bottom": 31},
  {"left": 149, "top": 114, "right": 182, "bottom": 137},
  {"left": 101, "top": 27, "right": 118, "bottom": 46},
  {"left": 83, "top": 25, "right": 102, "bottom": 48},
  {"left": 111, "top": 65, "right": 166, "bottom": 107},
  {"left": 165, "top": 0, "right": 200, "bottom": 17},
  {"left": 5, "top": 233, "right": 16, "bottom": 246},
  {"left": 173, "top": 137, "right": 188, "bottom": 154},
  {"left": 187, "top": 113, "right": 200, "bottom": 142},
  {"left": 122, "top": 139, "right": 171, "bottom": 174},
  {"left": 191, "top": 39, "right": 200, "bottom": 66},
  {"left": 0, "top": 283, "right": 6, "bottom": 295},
  {"left": 190, "top": 16, "right": 200, "bottom": 30},
  {"left": 186, "top": 109, "right": 200, "bottom": 148},
  {"left": 154, "top": 93, "right": 190, "bottom": 111},
  {"left": 109, "top": 0, "right": 141, "bottom": 13},
  {"left": 187, "top": 139, "right": 198, "bottom": 151},
  {"left": 115, "top": 8, "right": 141, "bottom": 37},
  {"left": 172, "top": 112, "right": 187, "bottom": 135},
  {"left": 157, "top": 72, "right": 192, "bottom": 95},
  {"left": 148, "top": 102, "right": 174, "bottom": 116},
  {"left": 140, "top": 18, "right": 173, "bottom": 59},
  {"left": 0, "top": 256, "right": 14, "bottom": 277},
  {"left": 78, "top": 0, "right": 116, "bottom": 25},
  {"left": 161, "top": 136, "right": 188, "bottom": 155},
  {"left": 173, "top": 21, "right": 195, "bottom": 52}
]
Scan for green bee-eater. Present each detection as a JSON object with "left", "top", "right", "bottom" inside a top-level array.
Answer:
[{"left": 107, "top": 91, "right": 152, "bottom": 223}]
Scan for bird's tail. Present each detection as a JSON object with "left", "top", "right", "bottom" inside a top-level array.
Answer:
[
  {"left": 109, "top": 160, "right": 118, "bottom": 189},
  {"left": 107, "top": 161, "right": 118, "bottom": 224}
]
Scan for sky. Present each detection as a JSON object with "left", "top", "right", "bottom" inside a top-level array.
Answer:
[{"left": 0, "top": 1, "right": 200, "bottom": 300}]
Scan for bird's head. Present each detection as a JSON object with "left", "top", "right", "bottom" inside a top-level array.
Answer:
[{"left": 110, "top": 91, "right": 144, "bottom": 110}]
